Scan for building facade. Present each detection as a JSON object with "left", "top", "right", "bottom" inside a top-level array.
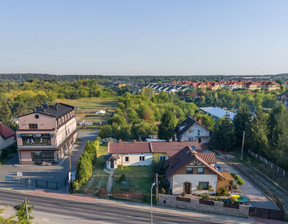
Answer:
[{"left": 17, "top": 103, "right": 77, "bottom": 164}]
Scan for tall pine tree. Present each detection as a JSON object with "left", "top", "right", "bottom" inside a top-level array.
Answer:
[{"left": 158, "top": 110, "right": 178, "bottom": 141}]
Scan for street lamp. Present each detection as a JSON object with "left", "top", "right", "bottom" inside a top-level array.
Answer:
[{"left": 151, "top": 182, "right": 155, "bottom": 224}]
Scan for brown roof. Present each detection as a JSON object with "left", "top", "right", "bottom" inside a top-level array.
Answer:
[
  {"left": 197, "top": 153, "right": 217, "bottom": 164},
  {"left": 151, "top": 141, "right": 201, "bottom": 157},
  {"left": 108, "top": 142, "right": 151, "bottom": 154},
  {"left": 0, "top": 123, "right": 15, "bottom": 139},
  {"left": 165, "top": 147, "right": 224, "bottom": 179}
]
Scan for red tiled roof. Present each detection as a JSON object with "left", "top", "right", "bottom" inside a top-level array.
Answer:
[
  {"left": 151, "top": 141, "right": 201, "bottom": 157},
  {"left": 0, "top": 123, "right": 15, "bottom": 139},
  {"left": 197, "top": 153, "right": 217, "bottom": 164},
  {"left": 108, "top": 142, "right": 151, "bottom": 154}
]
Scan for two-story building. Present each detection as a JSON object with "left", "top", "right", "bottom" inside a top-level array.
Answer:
[
  {"left": 175, "top": 117, "right": 211, "bottom": 144},
  {"left": 16, "top": 103, "right": 77, "bottom": 164},
  {"left": 164, "top": 146, "right": 230, "bottom": 195}
]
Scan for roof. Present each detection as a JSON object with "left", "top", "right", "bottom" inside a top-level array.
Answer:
[
  {"left": 197, "top": 153, "right": 217, "bottom": 164},
  {"left": 0, "top": 123, "right": 15, "bottom": 139},
  {"left": 176, "top": 116, "right": 210, "bottom": 138},
  {"left": 151, "top": 141, "right": 201, "bottom": 157},
  {"left": 200, "top": 107, "right": 235, "bottom": 120},
  {"left": 164, "top": 147, "right": 224, "bottom": 179},
  {"left": 20, "top": 103, "right": 74, "bottom": 119},
  {"left": 108, "top": 142, "right": 151, "bottom": 154}
]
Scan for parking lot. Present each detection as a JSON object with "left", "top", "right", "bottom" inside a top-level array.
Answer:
[{"left": 0, "top": 131, "right": 98, "bottom": 192}]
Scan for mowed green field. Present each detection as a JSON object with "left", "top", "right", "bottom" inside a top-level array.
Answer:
[{"left": 56, "top": 97, "right": 118, "bottom": 130}]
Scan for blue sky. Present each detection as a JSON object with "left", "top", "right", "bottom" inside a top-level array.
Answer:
[{"left": 0, "top": 0, "right": 288, "bottom": 75}]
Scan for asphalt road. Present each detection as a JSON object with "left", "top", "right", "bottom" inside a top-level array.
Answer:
[{"left": 0, "top": 190, "right": 223, "bottom": 224}]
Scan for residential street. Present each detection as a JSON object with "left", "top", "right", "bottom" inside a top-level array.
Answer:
[{"left": 0, "top": 190, "right": 255, "bottom": 224}]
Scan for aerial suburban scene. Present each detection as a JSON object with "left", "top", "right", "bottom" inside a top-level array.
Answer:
[{"left": 1, "top": 1, "right": 288, "bottom": 224}]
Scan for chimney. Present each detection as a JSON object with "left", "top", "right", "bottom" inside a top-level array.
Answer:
[
  {"left": 119, "top": 139, "right": 122, "bottom": 143},
  {"left": 198, "top": 120, "right": 202, "bottom": 125},
  {"left": 133, "top": 139, "right": 136, "bottom": 143}
]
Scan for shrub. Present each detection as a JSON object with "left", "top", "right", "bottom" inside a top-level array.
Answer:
[
  {"left": 71, "top": 180, "right": 80, "bottom": 193},
  {"left": 214, "top": 196, "right": 220, "bottom": 201},
  {"left": 118, "top": 174, "right": 126, "bottom": 184},
  {"left": 230, "top": 173, "right": 245, "bottom": 186},
  {"left": 208, "top": 185, "right": 215, "bottom": 192},
  {"left": 201, "top": 193, "right": 210, "bottom": 200},
  {"left": 221, "top": 187, "right": 228, "bottom": 195},
  {"left": 229, "top": 197, "right": 236, "bottom": 204},
  {"left": 237, "top": 178, "right": 245, "bottom": 185},
  {"left": 197, "top": 184, "right": 203, "bottom": 190},
  {"left": 160, "top": 188, "right": 166, "bottom": 194}
]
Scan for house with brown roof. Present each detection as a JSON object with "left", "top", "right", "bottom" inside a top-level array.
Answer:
[
  {"left": 106, "top": 140, "right": 202, "bottom": 169},
  {"left": 175, "top": 117, "right": 211, "bottom": 144},
  {"left": 0, "top": 122, "right": 16, "bottom": 150},
  {"left": 164, "top": 146, "right": 229, "bottom": 195}
]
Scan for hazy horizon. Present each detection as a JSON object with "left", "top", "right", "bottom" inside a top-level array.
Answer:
[{"left": 1, "top": 0, "right": 288, "bottom": 75}]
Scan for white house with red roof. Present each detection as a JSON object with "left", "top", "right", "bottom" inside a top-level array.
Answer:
[
  {"left": 164, "top": 146, "right": 231, "bottom": 195},
  {"left": 0, "top": 122, "right": 16, "bottom": 150}
]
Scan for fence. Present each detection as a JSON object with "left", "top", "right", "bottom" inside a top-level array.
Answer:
[
  {"left": 95, "top": 188, "right": 145, "bottom": 201},
  {"left": 3, "top": 176, "right": 68, "bottom": 190},
  {"left": 249, "top": 207, "right": 284, "bottom": 220}
]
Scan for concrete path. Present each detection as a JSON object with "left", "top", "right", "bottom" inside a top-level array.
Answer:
[
  {"left": 105, "top": 169, "right": 114, "bottom": 195},
  {"left": 217, "top": 158, "right": 278, "bottom": 210}
]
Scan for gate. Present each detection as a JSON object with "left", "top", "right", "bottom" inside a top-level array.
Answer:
[{"left": 249, "top": 207, "right": 284, "bottom": 221}]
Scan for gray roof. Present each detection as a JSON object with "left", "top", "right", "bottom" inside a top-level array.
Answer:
[
  {"left": 200, "top": 107, "right": 235, "bottom": 120},
  {"left": 34, "top": 103, "right": 74, "bottom": 119}
]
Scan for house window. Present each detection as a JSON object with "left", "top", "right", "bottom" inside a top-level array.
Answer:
[
  {"left": 198, "top": 130, "right": 200, "bottom": 135},
  {"left": 197, "top": 167, "right": 204, "bottom": 174},
  {"left": 188, "top": 137, "right": 192, "bottom": 141},
  {"left": 186, "top": 167, "right": 193, "bottom": 174},
  {"left": 29, "top": 124, "right": 38, "bottom": 129},
  {"left": 139, "top": 156, "right": 145, "bottom": 161},
  {"left": 159, "top": 156, "right": 166, "bottom": 161},
  {"left": 191, "top": 146, "right": 196, "bottom": 150},
  {"left": 125, "top": 156, "right": 129, "bottom": 162},
  {"left": 189, "top": 130, "right": 192, "bottom": 133},
  {"left": 199, "top": 182, "right": 209, "bottom": 190}
]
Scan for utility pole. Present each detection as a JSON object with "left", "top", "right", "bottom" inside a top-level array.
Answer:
[
  {"left": 241, "top": 130, "right": 245, "bottom": 161},
  {"left": 24, "top": 198, "right": 29, "bottom": 222},
  {"left": 155, "top": 173, "right": 159, "bottom": 205}
]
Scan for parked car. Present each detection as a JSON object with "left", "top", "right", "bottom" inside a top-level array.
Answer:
[{"left": 215, "top": 164, "right": 223, "bottom": 171}]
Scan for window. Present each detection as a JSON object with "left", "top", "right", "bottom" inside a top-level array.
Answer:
[
  {"left": 159, "top": 156, "right": 166, "bottom": 161},
  {"left": 188, "top": 137, "right": 192, "bottom": 141},
  {"left": 35, "top": 114, "right": 39, "bottom": 119},
  {"left": 191, "top": 146, "right": 196, "bottom": 150},
  {"left": 29, "top": 124, "right": 38, "bottom": 129},
  {"left": 139, "top": 156, "right": 145, "bottom": 161},
  {"left": 125, "top": 156, "right": 129, "bottom": 162},
  {"left": 198, "top": 130, "right": 200, "bottom": 135},
  {"left": 189, "top": 130, "right": 192, "bottom": 133},
  {"left": 199, "top": 182, "right": 209, "bottom": 190},
  {"left": 197, "top": 167, "right": 204, "bottom": 174},
  {"left": 186, "top": 167, "right": 193, "bottom": 174}
]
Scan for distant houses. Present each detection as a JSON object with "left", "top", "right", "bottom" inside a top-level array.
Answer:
[{"left": 277, "top": 90, "right": 288, "bottom": 108}]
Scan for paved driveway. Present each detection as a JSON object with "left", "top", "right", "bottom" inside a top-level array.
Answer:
[
  {"left": 0, "top": 131, "right": 98, "bottom": 191},
  {"left": 217, "top": 159, "right": 279, "bottom": 210}
]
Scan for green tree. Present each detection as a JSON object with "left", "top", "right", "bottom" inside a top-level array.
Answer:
[
  {"left": 99, "top": 125, "right": 113, "bottom": 138},
  {"left": 233, "top": 104, "right": 252, "bottom": 146},
  {"left": 251, "top": 106, "right": 269, "bottom": 156},
  {"left": 14, "top": 199, "right": 34, "bottom": 224},
  {"left": 158, "top": 110, "right": 178, "bottom": 140},
  {"left": 76, "top": 153, "right": 93, "bottom": 185},
  {"left": 209, "top": 113, "right": 236, "bottom": 151},
  {"left": 0, "top": 102, "right": 11, "bottom": 124}
]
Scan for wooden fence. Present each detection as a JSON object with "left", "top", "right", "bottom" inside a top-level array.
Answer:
[{"left": 95, "top": 188, "right": 144, "bottom": 201}]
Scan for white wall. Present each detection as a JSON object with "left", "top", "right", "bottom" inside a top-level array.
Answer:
[
  {"left": 172, "top": 174, "right": 218, "bottom": 195},
  {"left": 181, "top": 123, "right": 210, "bottom": 143},
  {"left": 56, "top": 117, "right": 77, "bottom": 146},
  {"left": 115, "top": 153, "right": 153, "bottom": 166},
  {"left": 0, "top": 136, "right": 15, "bottom": 150}
]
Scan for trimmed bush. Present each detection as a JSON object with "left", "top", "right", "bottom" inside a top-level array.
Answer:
[
  {"left": 208, "top": 185, "right": 215, "bottom": 192},
  {"left": 197, "top": 184, "right": 203, "bottom": 190},
  {"left": 201, "top": 193, "right": 210, "bottom": 200}
]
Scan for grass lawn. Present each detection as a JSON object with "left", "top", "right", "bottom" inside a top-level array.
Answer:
[
  {"left": 56, "top": 97, "right": 118, "bottom": 131},
  {"left": 113, "top": 166, "right": 153, "bottom": 194},
  {"left": 82, "top": 144, "right": 109, "bottom": 195}
]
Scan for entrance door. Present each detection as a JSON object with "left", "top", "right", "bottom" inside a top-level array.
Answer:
[
  {"left": 110, "top": 161, "right": 114, "bottom": 169},
  {"left": 184, "top": 182, "right": 191, "bottom": 194},
  {"left": 31, "top": 152, "right": 42, "bottom": 164},
  {"left": 198, "top": 138, "right": 202, "bottom": 143}
]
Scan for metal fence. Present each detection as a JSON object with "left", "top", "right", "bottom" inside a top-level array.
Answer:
[{"left": 3, "top": 176, "right": 68, "bottom": 190}]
